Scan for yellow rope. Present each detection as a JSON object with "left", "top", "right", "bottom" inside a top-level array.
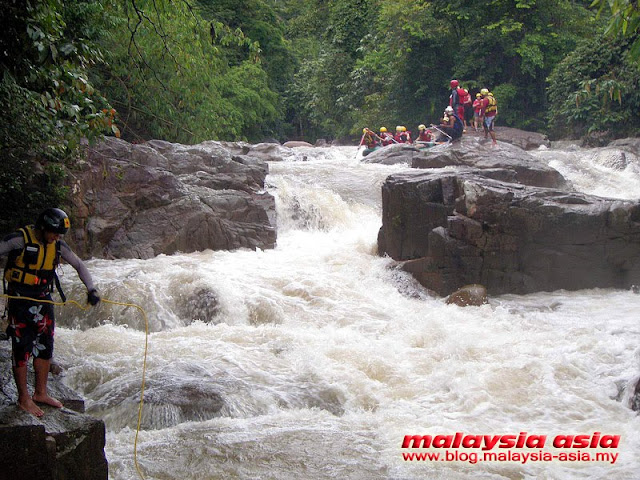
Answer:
[{"left": 1, "top": 293, "right": 149, "bottom": 480}]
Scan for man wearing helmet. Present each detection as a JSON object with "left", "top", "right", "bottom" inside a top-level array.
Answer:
[
  {"left": 394, "top": 126, "right": 411, "bottom": 143},
  {"left": 480, "top": 88, "right": 498, "bottom": 146},
  {"left": 415, "top": 124, "right": 433, "bottom": 143},
  {"left": 360, "top": 128, "right": 382, "bottom": 152},
  {"left": 437, "top": 105, "right": 464, "bottom": 141},
  {"left": 449, "top": 79, "right": 469, "bottom": 132},
  {"left": 378, "top": 127, "right": 395, "bottom": 146},
  {"left": 0, "top": 208, "right": 100, "bottom": 417}
]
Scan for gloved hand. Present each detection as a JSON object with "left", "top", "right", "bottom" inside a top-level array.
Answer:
[{"left": 87, "top": 289, "right": 101, "bottom": 306}]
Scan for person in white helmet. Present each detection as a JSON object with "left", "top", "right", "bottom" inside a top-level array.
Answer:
[{"left": 437, "top": 106, "right": 463, "bottom": 141}]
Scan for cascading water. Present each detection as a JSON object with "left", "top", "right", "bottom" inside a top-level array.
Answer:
[{"left": 55, "top": 143, "right": 640, "bottom": 480}]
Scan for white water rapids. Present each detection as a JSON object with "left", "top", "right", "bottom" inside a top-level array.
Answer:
[{"left": 54, "top": 142, "right": 640, "bottom": 480}]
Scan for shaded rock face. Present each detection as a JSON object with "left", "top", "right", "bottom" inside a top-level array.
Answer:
[
  {"left": 378, "top": 170, "right": 640, "bottom": 296},
  {"left": 66, "top": 137, "right": 277, "bottom": 259},
  {"left": 0, "top": 408, "right": 107, "bottom": 480},
  {"left": 0, "top": 344, "right": 107, "bottom": 480}
]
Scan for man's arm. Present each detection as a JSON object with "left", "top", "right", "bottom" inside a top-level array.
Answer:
[
  {"left": 0, "top": 233, "right": 24, "bottom": 257},
  {"left": 59, "top": 241, "right": 96, "bottom": 292}
]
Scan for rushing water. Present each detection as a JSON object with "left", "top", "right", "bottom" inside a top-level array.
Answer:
[{"left": 54, "top": 142, "right": 640, "bottom": 480}]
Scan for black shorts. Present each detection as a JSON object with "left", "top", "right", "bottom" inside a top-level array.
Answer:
[{"left": 6, "top": 292, "right": 55, "bottom": 367}]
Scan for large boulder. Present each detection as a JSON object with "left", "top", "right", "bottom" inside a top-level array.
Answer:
[
  {"left": 489, "top": 126, "right": 550, "bottom": 150},
  {"left": 66, "top": 137, "right": 277, "bottom": 259},
  {"left": 378, "top": 170, "right": 640, "bottom": 296},
  {"left": 364, "top": 136, "right": 566, "bottom": 189}
]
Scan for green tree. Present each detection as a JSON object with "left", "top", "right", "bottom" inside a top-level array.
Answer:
[
  {"left": 547, "top": 34, "right": 640, "bottom": 139},
  {"left": 445, "top": 0, "right": 594, "bottom": 130},
  {"left": 592, "top": 0, "right": 640, "bottom": 60},
  {"left": 0, "top": 0, "right": 113, "bottom": 232},
  {"left": 92, "top": 0, "right": 279, "bottom": 143},
  {"left": 282, "top": 0, "right": 377, "bottom": 140}
]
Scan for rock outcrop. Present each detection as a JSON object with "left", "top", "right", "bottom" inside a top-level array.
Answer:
[
  {"left": 378, "top": 169, "right": 640, "bottom": 296},
  {"left": 364, "top": 136, "right": 565, "bottom": 189},
  {"left": 0, "top": 343, "right": 107, "bottom": 480},
  {"left": 66, "top": 137, "right": 279, "bottom": 259}
]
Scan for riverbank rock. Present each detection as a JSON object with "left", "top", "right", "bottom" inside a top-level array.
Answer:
[
  {"left": 489, "top": 126, "right": 550, "bottom": 150},
  {"left": 363, "top": 135, "right": 565, "bottom": 189},
  {"left": 66, "top": 137, "right": 277, "bottom": 259},
  {"left": 0, "top": 343, "right": 107, "bottom": 480},
  {"left": 378, "top": 170, "right": 640, "bottom": 296}
]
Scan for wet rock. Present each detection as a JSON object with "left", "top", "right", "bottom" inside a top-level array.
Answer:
[
  {"left": 66, "top": 137, "right": 277, "bottom": 259},
  {"left": 631, "top": 377, "right": 640, "bottom": 412},
  {"left": 365, "top": 135, "right": 566, "bottom": 189},
  {"left": 445, "top": 284, "right": 488, "bottom": 306},
  {"left": 490, "top": 126, "right": 550, "bottom": 150},
  {"left": 379, "top": 170, "right": 640, "bottom": 296},
  {"left": 0, "top": 343, "right": 107, "bottom": 480},
  {"left": 283, "top": 140, "right": 314, "bottom": 148},
  {"left": 179, "top": 287, "right": 221, "bottom": 324},
  {"left": 87, "top": 365, "right": 225, "bottom": 430}
]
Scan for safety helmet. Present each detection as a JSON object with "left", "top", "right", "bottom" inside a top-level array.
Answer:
[
  {"left": 396, "top": 126, "right": 402, "bottom": 132},
  {"left": 476, "top": 93, "right": 482, "bottom": 98},
  {"left": 36, "top": 208, "right": 70, "bottom": 234},
  {"left": 444, "top": 106, "right": 454, "bottom": 114},
  {"left": 418, "top": 124, "right": 426, "bottom": 130},
  {"left": 401, "top": 126, "right": 407, "bottom": 132},
  {"left": 380, "top": 127, "right": 387, "bottom": 133},
  {"left": 488, "top": 92, "right": 494, "bottom": 97},
  {"left": 480, "top": 88, "right": 489, "bottom": 96},
  {"left": 363, "top": 128, "right": 368, "bottom": 134},
  {"left": 450, "top": 79, "right": 459, "bottom": 88}
]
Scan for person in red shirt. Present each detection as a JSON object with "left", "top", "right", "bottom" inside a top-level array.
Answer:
[{"left": 472, "top": 93, "right": 484, "bottom": 132}]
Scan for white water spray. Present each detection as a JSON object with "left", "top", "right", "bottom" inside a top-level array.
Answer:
[{"left": 55, "top": 144, "right": 640, "bottom": 480}]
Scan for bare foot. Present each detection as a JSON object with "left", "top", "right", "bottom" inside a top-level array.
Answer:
[
  {"left": 32, "top": 393, "right": 63, "bottom": 409},
  {"left": 18, "top": 397, "right": 44, "bottom": 417}
]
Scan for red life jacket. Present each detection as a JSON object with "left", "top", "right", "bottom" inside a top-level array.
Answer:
[
  {"left": 417, "top": 130, "right": 432, "bottom": 142},
  {"left": 381, "top": 133, "right": 394, "bottom": 146},
  {"left": 458, "top": 87, "right": 471, "bottom": 106}
]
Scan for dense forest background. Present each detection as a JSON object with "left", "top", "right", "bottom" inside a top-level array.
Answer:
[{"left": 1, "top": 0, "right": 639, "bottom": 230}]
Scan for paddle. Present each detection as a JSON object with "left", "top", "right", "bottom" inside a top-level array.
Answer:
[{"left": 430, "top": 124, "right": 453, "bottom": 142}]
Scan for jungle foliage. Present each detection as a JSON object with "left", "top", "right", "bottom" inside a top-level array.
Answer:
[
  {"left": 0, "top": 0, "right": 113, "bottom": 231},
  {"left": 2, "top": 0, "right": 640, "bottom": 231}
]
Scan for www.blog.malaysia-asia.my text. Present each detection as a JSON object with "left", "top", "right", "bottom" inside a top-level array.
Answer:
[{"left": 401, "top": 431, "right": 620, "bottom": 465}]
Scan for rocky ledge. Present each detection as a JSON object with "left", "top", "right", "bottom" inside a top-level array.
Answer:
[
  {"left": 65, "top": 137, "right": 285, "bottom": 259},
  {"left": 0, "top": 343, "right": 107, "bottom": 480},
  {"left": 375, "top": 135, "right": 640, "bottom": 297}
]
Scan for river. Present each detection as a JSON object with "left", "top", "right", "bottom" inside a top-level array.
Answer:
[{"left": 55, "top": 141, "right": 640, "bottom": 480}]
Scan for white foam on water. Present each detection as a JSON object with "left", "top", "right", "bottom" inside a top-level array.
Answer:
[{"left": 53, "top": 144, "right": 640, "bottom": 479}]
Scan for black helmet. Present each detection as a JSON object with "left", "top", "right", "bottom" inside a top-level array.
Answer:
[{"left": 36, "top": 208, "right": 70, "bottom": 234}]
